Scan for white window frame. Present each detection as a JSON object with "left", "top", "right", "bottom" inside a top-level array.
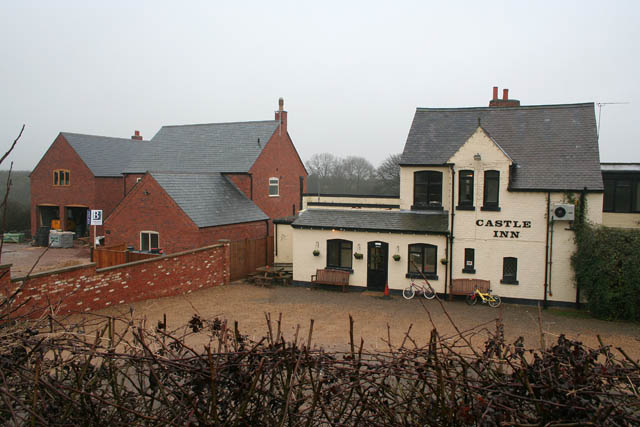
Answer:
[
  {"left": 269, "top": 177, "right": 280, "bottom": 197},
  {"left": 140, "top": 231, "right": 159, "bottom": 252}
]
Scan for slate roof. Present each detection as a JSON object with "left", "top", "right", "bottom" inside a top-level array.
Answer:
[
  {"left": 125, "top": 120, "right": 280, "bottom": 174},
  {"left": 400, "top": 103, "right": 603, "bottom": 191},
  {"left": 291, "top": 209, "right": 449, "bottom": 234},
  {"left": 62, "top": 132, "right": 151, "bottom": 177},
  {"left": 151, "top": 172, "right": 268, "bottom": 228}
]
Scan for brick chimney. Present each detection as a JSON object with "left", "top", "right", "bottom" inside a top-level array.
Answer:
[
  {"left": 131, "top": 130, "right": 143, "bottom": 140},
  {"left": 274, "top": 97, "right": 287, "bottom": 135},
  {"left": 489, "top": 87, "right": 521, "bottom": 107}
]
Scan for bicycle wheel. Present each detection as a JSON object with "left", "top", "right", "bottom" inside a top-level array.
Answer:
[
  {"left": 465, "top": 293, "right": 477, "bottom": 305},
  {"left": 489, "top": 295, "right": 502, "bottom": 308},
  {"left": 403, "top": 286, "right": 415, "bottom": 300},
  {"left": 423, "top": 286, "right": 436, "bottom": 300}
]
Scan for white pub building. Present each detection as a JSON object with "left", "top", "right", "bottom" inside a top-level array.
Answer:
[{"left": 277, "top": 88, "right": 604, "bottom": 307}]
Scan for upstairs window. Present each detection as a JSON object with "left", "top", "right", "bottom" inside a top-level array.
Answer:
[
  {"left": 269, "top": 177, "right": 279, "bottom": 197},
  {"left": 603, "top": 175, "right": 640, "bottom": 213},
  {"left": 458, "top": 170, "right": 474, "bottom": 208},
  {"left": 326, "top": 239, "right": 353, "bottom": 270},
  {"left": 53, "top": 169, "right": 70, "bottom": 186},
  {"left": 501, "top": 257, "right": 518, "bottom": 284},
  {"left": 482, "top": 170, "right": 500, "bottom": 210},
  {"left": 408, "top": 243, "right": 437, "bottom": 278},
  {"left": 413, "top": 171, "right": 442, "bottom": 209},
  {"left": 140, "top": 231, "right": 159, "bottom": 252}
]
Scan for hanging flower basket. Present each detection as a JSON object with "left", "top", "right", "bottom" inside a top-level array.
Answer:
[
  {"left": 440, "top": 258, "right": 448, "bottom": 265},
  {"left": 392, "top": 254, "right": 401, "bottom": 262},
  {"left": 354, "top": 252, "right": 364, "bottom": 260},
  {"left": 313, "top": 249, "right": 320, "bottom": 256}
]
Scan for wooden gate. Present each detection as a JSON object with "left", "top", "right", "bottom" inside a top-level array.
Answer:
[
  {"left": 230, "top": 236, "right": 274, "bottom": 281},
  {"left": 92, "top": 243, "right": 159, "bottom": 269}
]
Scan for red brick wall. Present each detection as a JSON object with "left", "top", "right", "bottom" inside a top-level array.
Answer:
[
  {"left": 225, "top": 173, "right": 252, "bottom": 199},
  {"left": 30, "top": 135, "right": 96, "bottom": 236},
  {"left": 250, "top": 126, "right": 307, "bottom": 234},
  {"left": 104, "top": 174, "right": 201, "bottom": 253},
  {"left": 95, "top": 177, "right": 125, "bottom": 218},
  {"left": 198, "top": 220, "right": 267, "bottom": 248},
  {"left": 123, "top": 173, "right": 145, "bottom": 195},
  {"left": 4, "top": 243, "right": 229, "bottom": 318}
]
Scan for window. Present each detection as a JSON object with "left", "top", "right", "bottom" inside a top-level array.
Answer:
[
  {"left": 269, "top": 177, "right": 279, "bottom": 197},
  {"left": 53, "top": 169, "right": 70, "bottom": 186},
  {"left": 140, "top": 231, "right": 159, "bottom": 252},
  {"left": 407, "top": 244, "right": 437, "bottom": 279},
  {"left": 458, "top": 170, "right": 474, "bottom": 209},
  {"left": 326, "top": 239, "right": 352, "bottom": 270},
  {"left": 501, "top": 257, "right": 518, "bottom": 284},
  {"left": 603, "top": 174, "right": 640, "bottom": 213},
  {"left": 462, "top": 248, "right": 475, "bottom": 273},
  {"left": 482, "top": 170, "right": 500, "bottom": 210},
  {"left": 413, "top": 171, "right": 442, "bottom": 209}
]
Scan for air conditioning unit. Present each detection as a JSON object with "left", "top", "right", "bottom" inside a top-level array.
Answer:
[{"left": 551, "top": 204, "right": 575, "bottom": 221}]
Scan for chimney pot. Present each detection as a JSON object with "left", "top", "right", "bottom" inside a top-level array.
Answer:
[
  {"left": 493, "top": 86, "right": 498, "bottom": 100},
  {"left": 503, "top": 88, "right": 509, "bottom": 100},
  {"left": 131, "top": 130, "right": 143, "bottom": 140},
  {"left": 278, "top": 97, "right": 284, "bottom": 112}
]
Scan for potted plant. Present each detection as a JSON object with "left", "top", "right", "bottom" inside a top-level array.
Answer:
[
  {"left": 313, "top": 249, "right": 320, "bottom": 256},
  {"left": 392, "top": 254, "right": 401, "bottom": 261},
  {"left": 354, "top": 252, "right": 364, "bottom": 260},
  {"left": 440, "top": 257, "right": 448, "bottom": 265}
]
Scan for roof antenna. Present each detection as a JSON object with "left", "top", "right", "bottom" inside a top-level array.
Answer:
[
  {"left": 257, "top": 137, "right": 261, "bottom": 147},
  {"left": 596, "top": 102, "right": 630, "bottom": 138}
]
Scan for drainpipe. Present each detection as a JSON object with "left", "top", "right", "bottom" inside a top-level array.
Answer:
[
  {"left": 543, "top": 192, "right": 550, "bottom": 309},
  {"left": 548, "top": 219, "right": 555, "bottom": 298},
  {"left": 249, "top": 174, "right": 253, "bottom": 200},
  {"left": 448, "top": 165, "right": 455, "bottom": 300},
  {"left": 443, "top": 234, "right": 449, "bottom": 299}
]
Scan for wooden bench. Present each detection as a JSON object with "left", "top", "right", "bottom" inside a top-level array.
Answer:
[
  {"left": 311, "top": 269, "right": 350, "bottom": 292},
  {"left": 450, "top": 279, "right": 490, "bottom": 297}
]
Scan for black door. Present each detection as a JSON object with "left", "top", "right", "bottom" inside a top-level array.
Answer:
[{"left": 367, "top": 241, "right": 388, "bottom": 291}]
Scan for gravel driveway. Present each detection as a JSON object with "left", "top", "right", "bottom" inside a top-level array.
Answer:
[
  {"left": 1, "top": 242, "right": 91, "bottom": 277},
  {"left": 91, "top": 282, "right": 640, "bottom": 359}
]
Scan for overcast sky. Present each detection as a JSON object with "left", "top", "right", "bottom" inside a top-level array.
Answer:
[{"left": 1, "top": 1, "right": 638, "bottom": 171}]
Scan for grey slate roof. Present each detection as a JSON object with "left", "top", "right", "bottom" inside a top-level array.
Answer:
[
  {"left": 400, "top": 103, "right": 603, "bottom": 191},
  {"left": 292, "top": 209, "right": 448, "bottom": 234},
  {"left": 62, "top": 132, "right": 151, "bottom": 177},
  {"left": 125, "top": 120, "right": 280, "bottom": 174},
  {"left": 151, "top": 172, "right": 268, "bottom": 228}
]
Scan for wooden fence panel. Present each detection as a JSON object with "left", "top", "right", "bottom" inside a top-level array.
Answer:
[
  {"left": 229, "top": 236, "right": 274, "bottom": 281},
  {"left": 93, "top": 249, "right": 127, "bottom": 269}
]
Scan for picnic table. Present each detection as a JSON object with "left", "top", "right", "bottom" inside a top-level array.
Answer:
[{"left": 249, "top": 266, "right": 292, "bottom": 287}]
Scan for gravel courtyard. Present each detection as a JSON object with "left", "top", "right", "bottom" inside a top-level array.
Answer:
[{"left": 92, "top": 282, "right": 640, "bottom": 359}]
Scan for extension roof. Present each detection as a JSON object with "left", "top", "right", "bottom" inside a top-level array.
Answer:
[
  {"left": 291, "top": 209, "right": 449, "bottom": 235},
  {"left": 125, "top": 120, "right": 280, "bottom": 174},
  {"left": 601, "top": 163, "right": 640, "bottom": 173},
  {"left": 62, "top": 132, "right": 151, "bottom": 177},
  {"left": 151, "top": 172, "right": 268, "bottom": 228},
  {"left": 400, "top": 103, "right": 603, "bottom": 191}
]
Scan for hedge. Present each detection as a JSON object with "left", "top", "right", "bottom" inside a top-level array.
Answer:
[{"left": 572, "top": 223, "right": 640, "bottom": 321}]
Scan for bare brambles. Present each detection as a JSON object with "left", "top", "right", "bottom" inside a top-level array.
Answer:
[{"left": 0, "top": 308, "right": 638, "bottom": 426}]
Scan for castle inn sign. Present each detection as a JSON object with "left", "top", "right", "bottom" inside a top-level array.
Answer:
[{"left": 475, "top": 219, "right": 532, "bottom": 239}]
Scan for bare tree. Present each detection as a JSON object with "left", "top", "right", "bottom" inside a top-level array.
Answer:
[
  {"left": 340, "top": 156, "right": 375, "bottom": 193},
  {"left": 376, "top": 153, "right": 401, "bottom": 195},
  {"left": 0, "top": 125, "right": 25, "bottom": 264}
]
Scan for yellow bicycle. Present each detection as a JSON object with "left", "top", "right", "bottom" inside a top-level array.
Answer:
[{"left": 465, "top": 288, "right": 502, "bottom": 308}]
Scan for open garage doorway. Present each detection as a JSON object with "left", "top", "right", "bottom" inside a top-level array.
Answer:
[
  {"left": 65, "top": 206, "right": 89, "bottom": 237},
  {"left": 37, "top": 205, "right": 59, "bottom": 229}
]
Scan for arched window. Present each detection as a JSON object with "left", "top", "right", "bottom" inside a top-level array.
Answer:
[
  {"left": 326, "top": 239, "right": 353, "bottom": 269},
  {"left": 413, "top": 171, "right": 442, "bottom": 209},
  {"left": 408, "top": 243, "right": 437, "bottom": 278}
]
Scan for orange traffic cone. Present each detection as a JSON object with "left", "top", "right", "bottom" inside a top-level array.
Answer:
[{"left": 384, "top": 282, "right": 390, "bottom": 299}]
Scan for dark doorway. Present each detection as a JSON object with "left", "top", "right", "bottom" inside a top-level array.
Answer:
[
  {"left": 38, "top": 205, "right": 59, "bottom": 229},
  {"left": 367, "top": 241, "right": 388, "bottom": 291},
  {"left": 65, "top": 206, "right": 89, "bottom": 237}
]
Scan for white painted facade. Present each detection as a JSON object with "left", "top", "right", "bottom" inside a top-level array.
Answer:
[{"left": 283, "top": 126, "right": 604, "bottom": 305}]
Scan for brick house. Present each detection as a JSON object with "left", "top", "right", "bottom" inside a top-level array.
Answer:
[
  {"left": 31, "top": 99, "right": 307, "bottom": 253},
  {"left": 30, "top": 131, "right": 149, "bottom": 238}
]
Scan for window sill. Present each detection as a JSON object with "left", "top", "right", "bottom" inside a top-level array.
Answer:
[
  {"left": 456, "top": 205, "right": 475, "bottom": 211},
  {"left": 481, "top": 205, "right": 501, "bottom": 212},
  {"left": 269, "top": 195, "right": 280, "bottom": 198},
  {"left": 326, "top": 266, "right": 354, "bottom": 274},
  {"left": 500, "top": 279, "right": 519, "bottom": 285},
  {"left": 411, "top": 205, "right": 444, "bottom": 211},
  {"left": 406, "top": 272, "right": 438, "bottom": 280},
  {"left": 462, "top": 268, "right": 476, "bottom": 274}
]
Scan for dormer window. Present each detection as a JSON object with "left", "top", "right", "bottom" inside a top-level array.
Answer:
[
  {"left": 413, "top": 171, "right": 442, "bottom": 210},
  {"left": 53, "top": 169, "right": 70, "bottom": 186}
]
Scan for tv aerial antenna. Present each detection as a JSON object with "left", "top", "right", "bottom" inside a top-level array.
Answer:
[{"left": 596, "top": 102, "right": 630, "bottom": 137}]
